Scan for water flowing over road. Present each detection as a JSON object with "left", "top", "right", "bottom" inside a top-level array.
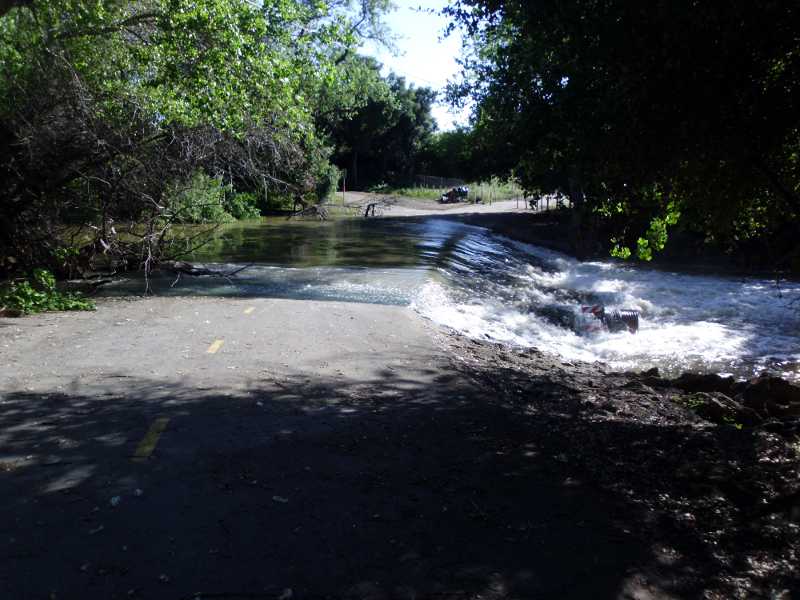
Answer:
[{"left": 105, "top": 217, "right": 800, "bottom": 380}]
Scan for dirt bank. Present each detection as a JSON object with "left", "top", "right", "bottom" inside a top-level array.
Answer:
[
  {"left": 339, "top": 191, "right": 532, "bottom": 218},
  {"left": 443, "top": 334, "right": 800, "bottom": 598}
]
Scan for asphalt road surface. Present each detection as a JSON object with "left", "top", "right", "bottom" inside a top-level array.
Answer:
[{"left": 1, "top": 297, "right": 662, "bottom": 599}]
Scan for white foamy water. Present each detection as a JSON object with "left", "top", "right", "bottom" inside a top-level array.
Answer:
[{"left": 412, "top": 234, "right": 800, "bottom": 381}]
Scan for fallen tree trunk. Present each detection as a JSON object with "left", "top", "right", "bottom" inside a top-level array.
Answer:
[
  {"left": 288, "top": 204, "right": 328, "bottom": 220},
  {"left": 159, "top": 261, "right": 253, "bottom": 287}
]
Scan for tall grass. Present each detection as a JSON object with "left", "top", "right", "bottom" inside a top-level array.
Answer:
[
  {"left": 466, "top": 178, "right": 524, "bottom": 204},
  {"left": 389, "top": 177, "right": 525, "bottom": 203}
]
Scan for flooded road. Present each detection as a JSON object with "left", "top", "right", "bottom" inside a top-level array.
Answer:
[{"left": 104, "top": 217, "right": 800, "bottom": 380}]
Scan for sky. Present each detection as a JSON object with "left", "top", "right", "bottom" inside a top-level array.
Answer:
[{"left": 360, "top": 0, "right": 470, "bottom": 130}]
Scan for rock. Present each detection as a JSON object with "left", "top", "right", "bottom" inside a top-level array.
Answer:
[
  {"left": 742, "top": 376, "right": 800, "bottom": 416},
  {"left": 622, "top": 380, "right": 655, "bottom": 393},
  {"left": 762, "top": 418, "right": 800, "bottom": 436},
  {"left": 640, "top": 375, "right": 668, "bottom": 388},
  {"left": 673, "top": 372, "right": 736, "bottom": 395},
  {"left": 345, "top": 581, "right": 387, "bottom": 600},
  {"left": 685, "top": 392, "right": 761, "bottom": 426}
]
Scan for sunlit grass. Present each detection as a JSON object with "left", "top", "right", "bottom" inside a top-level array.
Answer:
[{"left": 384, "top": 177, "right": 526, "bottom": 203}]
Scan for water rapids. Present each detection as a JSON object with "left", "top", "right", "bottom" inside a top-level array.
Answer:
[{"left": 105, "top": 218, "right": 800, "bottom": 381}]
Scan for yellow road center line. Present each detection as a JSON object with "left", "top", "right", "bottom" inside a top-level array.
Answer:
[
  {"left": 132, "top": 417, "right": 170, "bottom": 462},
  {"left": 243, "top": 307, "right": 255, "bottom": 315},
  {"left": 207, "top": 339, "right": 224, "bottom": 354}
]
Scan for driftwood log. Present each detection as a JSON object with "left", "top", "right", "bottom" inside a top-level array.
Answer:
[
  {"left": 159, "top": 261, "right": 252, "bottom": 287},
  {"left": 288, "top": 204, "right": 328, "bottom": 220},
  {"left": 360, "top": 196, "right": 396, "bottom": 218}
]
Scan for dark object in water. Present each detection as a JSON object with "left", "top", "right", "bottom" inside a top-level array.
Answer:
[
  {"left": 581, "top": 305, "right": 639, "bottom": 334},
  {"left": 605, "top": 309, "right": 640, "bottom": 333}
]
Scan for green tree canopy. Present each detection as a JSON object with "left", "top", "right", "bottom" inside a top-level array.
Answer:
[
  {"left": 445, "top": 0, "right": 800, "bottom": 265},
  {"left": 0, "top": 0, "right": 393, "bottom": 274},
  {"left": 324, "top": 63, "right": 437, "bottom": 188}
]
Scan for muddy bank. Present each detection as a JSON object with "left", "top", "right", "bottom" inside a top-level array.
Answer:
[{"left": 441, "top": 332, "right": 800, "bottom": 597}]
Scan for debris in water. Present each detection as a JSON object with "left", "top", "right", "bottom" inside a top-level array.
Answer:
[{"left": 580, "top": 305, "right": 639, "bottom": 334}]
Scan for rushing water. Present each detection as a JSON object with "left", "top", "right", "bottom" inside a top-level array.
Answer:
[{"left": 104, "top": 217, "right": 800, "bottom": 381}]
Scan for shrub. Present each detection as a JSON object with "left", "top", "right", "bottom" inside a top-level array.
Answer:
[
  {"left": 166, "top": 172, "right": 234, "bottom": 224},
  {"left": 0, "top": 269, "right": 94, "bottom": 315},
  {"left": 315, "top": 163, "right": 341, "bottom": 202},
  {"left": 225, "top": 192, "right": 261, "bottom": 220}
]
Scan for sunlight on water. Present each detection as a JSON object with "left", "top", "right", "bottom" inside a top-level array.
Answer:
[{"left": 106, "top": 265, "right": 427, "bottom": 306}]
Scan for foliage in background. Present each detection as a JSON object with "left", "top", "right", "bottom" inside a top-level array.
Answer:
[
  {"left": 0, "top": 269, "right": 94, "bottom": 314},
  {"left": 225, "top": 192, "right": 261, "bottom": 221},
  {"left": 161, "top": 171, "right": 262, "bottom": 224},
  {"left": 444, "top": 0, "right": 800, "bottom": 265},
  {"left": 323, "top": 61, "right": 437, "bottom": 189},
  {"left": 389, "top": 177, "right": 523, "bottom": 204},
  {"left": 314, "top": 163, "right": 342, "bottom": 203},
  {"left": 417, "top": 128, "right": 476, "bottom": 181},
  {"left": 0, "top": 0, "right": 394, "bottom": 278},
  {"left": 166, "top": 172, "right": 234, "bottom": 225}
]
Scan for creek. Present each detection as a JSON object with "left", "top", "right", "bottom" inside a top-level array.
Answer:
[{"left": 103, "top": 216, "right": 800, "bottom": 381}]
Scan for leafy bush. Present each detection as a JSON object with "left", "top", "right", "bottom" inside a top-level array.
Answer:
[
  {"left": 0, "top": 269, "right": 94, "bottom": 315},
  {"left": 225, "top": 192, "right": 261, "bottom": 220},
  {"left": 315, "top": 163, "right": 341, "bottom": 202},
  {"left": 166, "top": 172, "right": 234, "bottom": 224}
]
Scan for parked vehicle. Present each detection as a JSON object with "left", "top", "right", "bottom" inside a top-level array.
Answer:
[{"left": 439, "top": 186, "right": 469, "bottom": 203}]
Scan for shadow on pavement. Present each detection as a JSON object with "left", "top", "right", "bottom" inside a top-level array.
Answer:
[{"left": 1, "top": 362, "right": 794, "bottom": 599}]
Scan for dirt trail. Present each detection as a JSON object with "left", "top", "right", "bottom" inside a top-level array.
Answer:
[{"left": 338, "top": 190, "right": 533, "bottom": 217}]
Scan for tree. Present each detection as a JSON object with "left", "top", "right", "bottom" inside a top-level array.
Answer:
[
  {"left": 323, "top": 65, "right": 437, "bottom": 188},
  {"left": 445, "top": 1, "right": 800, "bottom": 266},
  {"left": 0, "top": 0, "right": 392, "bottom": 276},
  {"left": 417, "top": 128, "right": 476, "bottom": 180}
]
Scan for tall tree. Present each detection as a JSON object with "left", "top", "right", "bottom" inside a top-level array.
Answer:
[
  {"left": 324, "top": 67, "right": 437, "bottom": 188},
  {"left": 446, "top": 1, "right": 800, "bottom": 265},
  {"left": 0, "top": 0, "right": 392, "bottom": 275}
]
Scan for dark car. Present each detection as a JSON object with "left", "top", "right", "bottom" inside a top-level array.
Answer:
[{"left": 439, "top": 186, "right": 469, "bottom": 203}]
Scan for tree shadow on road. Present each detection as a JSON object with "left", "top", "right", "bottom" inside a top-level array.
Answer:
[{"left": 0, "top": 361, "right": 797, "bottom": 599}]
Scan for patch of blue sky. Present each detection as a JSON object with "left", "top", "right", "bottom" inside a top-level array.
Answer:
[{"left": 361, "top": 0, "right": 471, "bottom": 130}]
